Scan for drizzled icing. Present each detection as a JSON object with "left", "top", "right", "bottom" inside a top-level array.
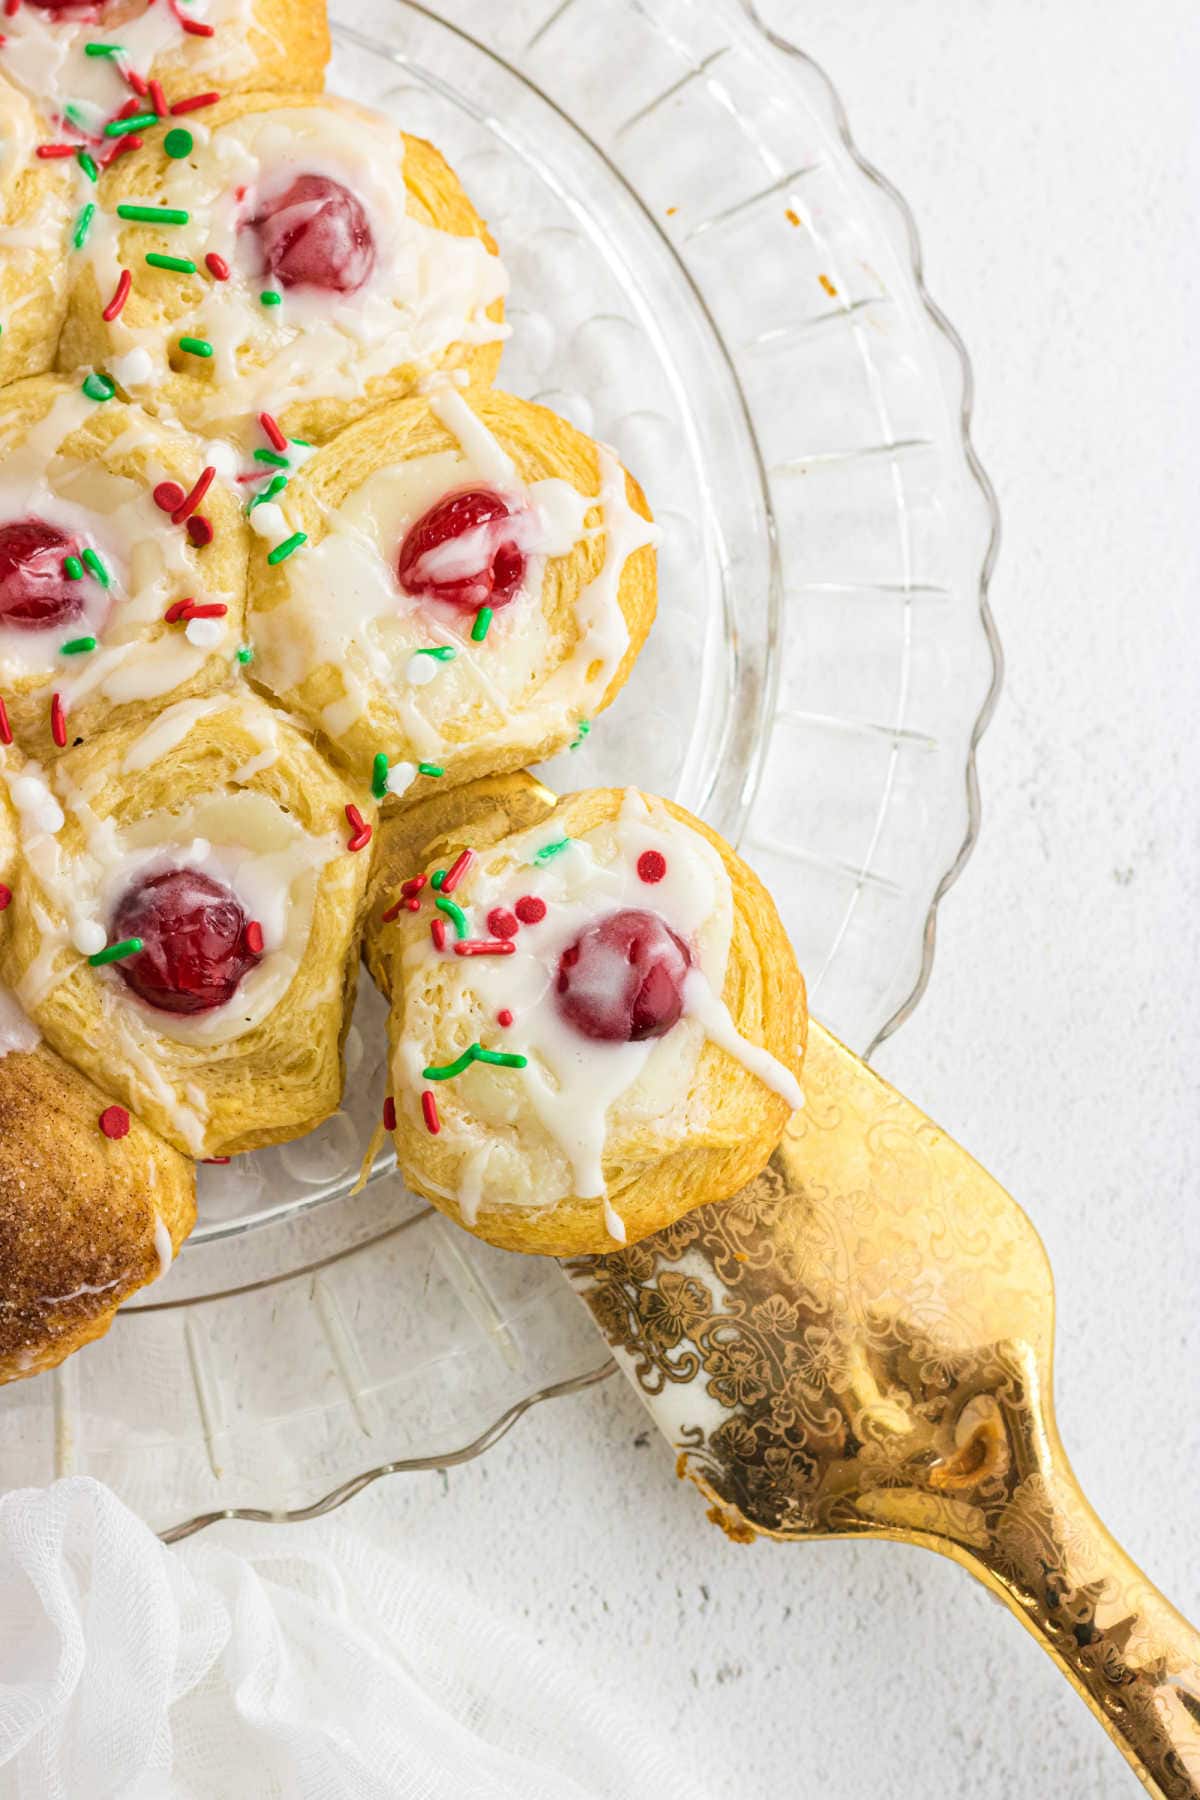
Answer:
[
  {"left": 253, "top": 383, "right": 656, "bottom": 769},
  {"left": 392, "top": 791, "right": 802, "bottom": 1241},
  {"left": 0, "top": 389, "right": 237, "bottom": 718},
  {"left": 0, "top": 983, "right": 40, "bottom": 1059},
  {"left": 0, "top": 0, "right": 257, "bottom": 119},
  {"left": 85, "top": 103, "right": 508, "bottom": 442}
]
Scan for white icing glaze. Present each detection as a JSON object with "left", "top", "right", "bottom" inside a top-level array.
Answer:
[
  {"left": 153, "top": 1212, "right": 174, "bottom": 1278},
  {"left": 392, "top": 791, "right": 801, "bottom": 1240},
  {"left": 254, "top": 384, "right": 654, "bottom": 770},
  {"left": 87, "top": 103, "right": 508, "bottom": 441},
  {"left": 0, "top": 983, "right": 40, "bottom": 1058},
  {"left": 0, "top": 83, "right": 37, "bottom": 209},
  {"left": 0, "top": 0, "right": 257, "bottom": 117}
]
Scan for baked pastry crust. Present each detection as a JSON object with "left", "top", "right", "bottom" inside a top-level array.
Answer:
[
  {"left": 0, "top": 375, "right": 249, "bottom": 758},
  {"left": 0, "top": 691, "right": 375, "bottom": 1158},
  {"left": 58, "top": 93, "right": 506, "bottom": 446},
  {"left": 0, "top": 86, "right": 72, "bottom": 388},
  {"left": 369, "top": 783, "right": 806, "bottom": 1256},
  {"left": 249, "top": 387, "right": 657, "bottom": 797}
]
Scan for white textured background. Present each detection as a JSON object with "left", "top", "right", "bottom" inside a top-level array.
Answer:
[{"left": 211, "top": 5, "right": 1200, "bottom": 1794}]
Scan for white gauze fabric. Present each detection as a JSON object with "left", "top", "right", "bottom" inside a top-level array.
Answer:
[{"left": 0, "top": 1478, "right": 706, "bottom": 1800}]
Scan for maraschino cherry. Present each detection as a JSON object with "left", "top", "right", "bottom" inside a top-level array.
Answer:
[
  {"left": 248, "top": 174, "right": 375, "bottom": 294},
  {"left": 397, "top": 490, "right": 528, "bottom": 614},
  {"left": 0, "top": 519, "right": 86, "bottom": 631},
  {"left": 111, "top": 868, "right": 262, "bottom": 1016},
  {"left": 556, "top": 909, "right": 691, "bottom": 1044}
]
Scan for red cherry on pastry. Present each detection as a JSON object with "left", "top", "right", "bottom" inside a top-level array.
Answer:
[
  {"left": 556, "top": 909, "right": 691, "bottom": 1044},
  {"left": 0, "top": 519, "right": 87, "bottom": 631},
  {"left": 111, "top": 868, "right": 262, "bottom": 1016},
  {"left": 397, "top": 490, "right": 528, "bottom": 614},
  {"left": 249, "top": 174, "right": 375, "bottom": 294}
]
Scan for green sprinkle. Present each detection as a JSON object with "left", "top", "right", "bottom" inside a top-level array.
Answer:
[
  {"left": 253, "top": 448, "right": 289, "bottom": 467},
  {"left": 117, "top": 203, "right": 190, "bottom": 225},
  {"left": 81, "top": 547, "right": 109, "bottom": 587},
  {"left": 72, "top": 202, "right": 95, "bottom": 250},
  {"left": 473, "top": 1047, "right": 529, "bottom": 1070},
  {"left": 84, "top": 41, "right": 124, "bottom": 56},
  {"left": 267, "top": 531, "right": 307, "bottom": 565},
  {"left": 247, "top": 474, "right": 287, "bottom": 514},
  {"left": 76, "top": 149, "right": 98, "bottom": 183},
  {"left": 88, "top": 936, "right": 143, "bottom": 967},
  {"left": 236, "top": 645, "right": 254, "bottom": 665},
  {"left": 65, "top": 104, "right": 91, "bottom": 132},
  {"left": 260, "top": 289, "right": 282, "bottom": 307},
  {"left": 104, "top": 111, "right": 157, "bottom": 138},
  {"left": 81, "top": 372, "right": 114, "bottom": 402},
  {"left": 423, "top": 1044, "right": 479, "bottom": 1083},
  {"left": 417, "top": 762, "right": 444, "bottom": 779},
  {"left": 534, "top": 838, "right": 572, "bottom": 864},
  {"left": 163, "top": 128, "right": 193, "bottom": 159},
  {"left": 415, "top": 646, "right": 456, "bottom": 662},
  {"left": 177, "top": 335, "right": 213, "bottom": 358},
  {"left": 470, "top": 605, "right": 493, "bottom": 643},
  {"left": 569, "top": 719, "right": 591, "bottom": 750},
  {"left": 371, "top": 753, "right": 390, "bottom": 800},
  {"left": 435, "top": 896, "right": 468, "bottom": 939},
  {"left": 431, "top": 870, "right": 445, "bottom": 890},
  {"left": 290, "top": 437, "right": 313, "bottom": 448},
  {"left": 145, "top": 252, "right": 197, "bottom": 274},
  {"left": 60, "top": 636, "right": 97, "bottom": 656},
  {"left": 63, "top": 555, "right": 84, "bottom": 581}
]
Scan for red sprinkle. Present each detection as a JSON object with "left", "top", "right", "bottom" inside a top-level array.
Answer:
[
  {"left": 440, "top": 849, "right": 475, "bottom": 895},
  {"left": 187, "top": 601, "right": 226, "bottom": 618},
  {"left": 172, "top": 466, "right": 215, "bottom": 525},
  {"left": 203, "top": 1156, "right": 231, "bottom": 1165},
  {"left": 36, "top": 144, "right": 75, "bottom": 160},
  {"left": 455, "top": 940, "right": 517, "bottom": 958},
  {"left": 153, "top": 480, "right": 186, "bottom": 513},
  {"left": 102, "top": 268, "right": 132, "bottom": 322},
  {"left": 430, "top": 918, "right": 447, "bottom": 951},
  {"left": 497, "top": 1008, "right": 513, "bottom": 1027},
  {"left": 171, "top": 91, "right": 221, "bottom": 115},
  {"left": 180, "top": 14, "right": 215, "bottom": 35},
  {"left": 50, "top": 693, "right": 66, "bottom": 749},
  {"left": 149, "top": 78, "right": 167, "bottom": 118},
  {"left": 163, "top": 598, "right": 193, "bottom": 623},
  {"left": 259, "top": 411, "right": 287, "bottom": 453},
  {"left": 405, "top": 896, "right": 420, "bottom": 912},
  {"left": 204, "top": 251, "right": 230, "bottom": 281},
  {"left": 345, "top": 804, "right": 372, "bottom": 853},
  {"left": 637, "top": 849, "right": 667, "bottom": 884},
  {"left": 380, "top": 898, "right": 405, "bottom": 924},
  {"left": 0, "top": 884, "right": 11, "bottom": 912},
  {"left": 0, "top": 697, "right": 11, "bottom": 746},
  {"left": 382, "top": 1095, "right": 397, "bottom": 1132},
  {"left": 113, "top": 96, "right": 141, "bottom": 121},
  {"left": 4, "top": 0, "right": 20, "bottom": 18},
  {"left": 99, "top": 1105, "right": 130, "bottom": 1141},
  {"left": 186, "top": 516, "right": 214, "bottom": 548},
  {"left": 421, "top": 1091, "right": 440, "bottom": 1135},
  {"left": 124, "top": 68, "right": 149, "bottom": 96},
  {"left": 514, "top": 895, "right": 546, "bottom": 925},
  {"left": 486, "top": 907, "right": 518, "bottom": 940},
  {"left": 100, "top": 136, "right": 141, "bottom": 167},
  {"left": 245, "top": 920, "right": 264, "bottom": 954}
]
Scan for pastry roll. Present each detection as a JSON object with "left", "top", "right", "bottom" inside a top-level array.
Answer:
[
  {"left": 60, "top": 93, "right": 508, "bottom": 447},
  {"left": 0, "top": 0, "right": 327, "bottom": 119},
  {"left": 0, "top": 83, "right": 73, "bottom": 386},
  {"left": 248, "top": 386, "right": 657, "bottom": 798},
  {"left": 0, "top": 375, "right": 247, "bottom": 757},
  {"left": 0, "top": 690, "right": 375, "bottom": 1158},
  {"left": 368, "top": 784, "right": 805, "bottom": 1256}
]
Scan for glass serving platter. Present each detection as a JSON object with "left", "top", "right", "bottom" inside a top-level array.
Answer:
[{"left": 0, "top": 0, "right": 1000, "bottom": 1536}]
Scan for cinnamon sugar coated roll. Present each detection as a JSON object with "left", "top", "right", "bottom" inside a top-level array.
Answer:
[
  {"left": 248, "top": 386, "right": 657, "bottom": 798},
  {"left": 0, "top": 375, "right": 247, "bottom": 757},
  {"left": 0, "top": 691, "right": 375, "bottom": 1158},
  {"left": 368, "top": 785, "right": 805, "bottom": 1256},
  {"left": 60, "top": 93, "right": 507, "bottom": 447},
  {"left": 0, "top": 84, "right": 73, "bottom": 385},
  {"left": 0, "top": 0, "right": 328, "bottom": 116}
]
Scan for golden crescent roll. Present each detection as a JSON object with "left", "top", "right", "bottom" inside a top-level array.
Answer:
[
  {"left": 0, "top": 84, "right": 72, "bottom": 387},
  {"left": 59, "top": 93, "right": 507, "bottom": 448},
  {"left": 366, "top": 783, "right": 806, "bottom": 1257},
  {"left": 247, "top": 386, "right": 657, "bottom": 799},
  {"left": 0, "top": 375, "right": 249, "bottom": 758},
  {"left": 0, "top": 0, "right": 328, "bottom": 116},
  {"left": 0, "top": 1042, "right": 195, "bottom": 1384},
  {"left": 0, "top": 690, "right": 376, "bottom": 1158}
]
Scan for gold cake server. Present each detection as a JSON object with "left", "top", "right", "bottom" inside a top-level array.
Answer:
[{"left": 374, "top": 774, "right": 1200, "bottom": 1799}]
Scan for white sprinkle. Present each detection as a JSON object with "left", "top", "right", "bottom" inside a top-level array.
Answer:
[
  {"left": 203, "top": 439, "right": 240, "bottom": 479},
  {"left": 71, "top": 919, "right": 107, "bottom": 956},
  {"left": 406, "top": 655, "right": 440, "bottom": 687},
  {"left": 185, "top": 616, "right": 223, "bottom": 648},
  {"left": 109, "top": 347, "right": 155, "bottom": 389},
  {"left": 385, "top": 762, "right": 417, "bottom": 799},
  {"left": 249, "top": 502, "right": 287, "bottom": 541}
]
